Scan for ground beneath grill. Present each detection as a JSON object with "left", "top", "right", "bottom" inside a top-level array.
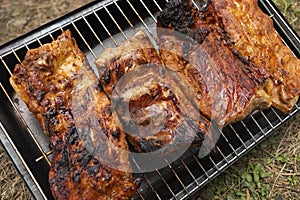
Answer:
[{"left": 0, "top": 0, "right": 299, "bottom": 199}]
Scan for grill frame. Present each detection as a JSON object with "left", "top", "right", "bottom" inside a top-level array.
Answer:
[{"left": 0, "top": 0, "right": 300, "bottom": 199}]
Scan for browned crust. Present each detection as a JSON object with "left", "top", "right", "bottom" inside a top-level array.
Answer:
[
  {"left": 212, "top": 0, "right": 300, "bottom": 112},
  {"left": 95, "top": 30, "right": 211, "bottom": 152},
  {"left": 157, "top": 0, "right": 271, "bottom": 125},
  {"left": 10, "top": 30, "right": 136, "bottom": 200},
  {"left": 95, "top": 30, "right": 162, "bottom": 98}
]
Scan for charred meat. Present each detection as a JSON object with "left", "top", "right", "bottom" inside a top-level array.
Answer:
[
  {"left": 157, "top": 0, "right": 272, "bottom": 126},
  {"left": 95, "top": 30, "right": 210, "bottom": 153},
  {"left": 10, "top": 30, "right": 136, "bottom": 200},
  {"left": 212, "top": 0, "right": 300, "bottom": 112}
]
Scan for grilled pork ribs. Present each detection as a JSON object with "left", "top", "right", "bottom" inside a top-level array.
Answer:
[
  {"left": 157, "top": 0, "right": 300, "bottom": 125},
  {"left": 212, "top": 0, "right": 300, "bottom": 112},
  {"left": 10, "top": 30, "right": 136, "bottom": 200},
  {"left": 9, "top": 0, "right": 300, "bottom": 199},
  {"left": 95, "top": 30, "right": 210, "bottom": 154}
]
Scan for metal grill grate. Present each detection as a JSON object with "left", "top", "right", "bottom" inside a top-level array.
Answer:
[{"left": 0, "top": 0, "right": 300, "bottom": 199}]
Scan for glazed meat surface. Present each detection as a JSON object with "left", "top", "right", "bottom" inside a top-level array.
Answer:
[
  {"left": 157, "top": 0, "right": 271, "bottom": 126},
  {"left": 10, "top": 30, "right": 136, "bottom": 200},
  {"left": 95, "top": 30, "right": 211, "bottom": 153},
  {"left": 212, "top": 0, "right": 300, "bottom": 112},
  {"left": 157, "top": 0, "right": 300, "bottom": 125},
  {"left": 96, "top": 30, "right": 162, "bottom": 98}
]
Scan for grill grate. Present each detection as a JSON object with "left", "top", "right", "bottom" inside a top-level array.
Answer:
[{"left": 0, "top": 0, "right": 300, "bottom": 199}]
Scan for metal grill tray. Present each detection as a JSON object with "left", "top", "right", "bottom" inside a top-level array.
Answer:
[{"left": 0, "top": 0, "right": 300, "bottom": 199}]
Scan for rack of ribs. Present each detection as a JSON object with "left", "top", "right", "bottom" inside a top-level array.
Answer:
[
  {"left": 95, "top": 30, "right": 211, "bottom": 154},
  {"left": 157, "top": 0, "right": 300, "bottom": 126},
  {"left": 10, "top": 30, "right": 136, "bottom": 200},
  {"left": 212, "top": 0, "right": 300, "bottom": 112}
]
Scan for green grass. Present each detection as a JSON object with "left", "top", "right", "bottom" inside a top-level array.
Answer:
[
  {"left": 273, "top": 0, "right": 300, "bottom": 33},
  {"left": 196, "top": 114, "right": 300, "bottom": 199},
  {"left": 205, "top": 161, "right": 271, "bottom": 200}
]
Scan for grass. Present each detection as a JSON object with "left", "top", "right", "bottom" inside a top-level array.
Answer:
[
  {"left": 205, "top": 161, "right": 271, "bottom": 199},
  {"left": 273, "top": 0, "right": 300, "bottom": 32},
  {"left": 0, "top": 0, "right": 94, "bottom": 46},
  {"left": 0, "top": 0, "right": 300, "bottom": 199},
  {"left": 0, "top": 151, "right": 32, "bottom": 199},
  {"left": 196, "top": 114, "right": 300, "bottom": 199}
]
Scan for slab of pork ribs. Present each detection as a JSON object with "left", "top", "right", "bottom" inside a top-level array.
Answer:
[
  {"left": 157, "top": 0, "right": 300, "bottom": 126},
  {"left": 212, "top": 0, "right": 300, "bottom": 112},
  {"left": 10, "top": 30, "right": 136, "bottom": 200},
  {"left": 95, "top": 30, "right": 211, "bottom": 154}
]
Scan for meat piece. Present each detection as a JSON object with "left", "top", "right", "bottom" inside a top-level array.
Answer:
[
  {"left": 95, "top": 30, "right": 162, "bottom": 98},
  {"left": 95, "top": 30, "right": 211, "bottom": 153},
  {"left": 157, "top": 0, "right": 271, "bottom": 126},
  {"left": 212, "top": 0, "right": 300, "bottom": 112},
  {"left": 10, "top": 30, "right": 136, "bottom": 200}
]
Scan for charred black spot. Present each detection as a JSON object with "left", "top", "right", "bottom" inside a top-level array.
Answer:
[
  {"left": 43, "top": 107, "right": 59, "bottom": 127},
  {"left": 103, "top": 70, "right": 111, "bottom": 84},
  {"left": 232, "top": 49, "right": 250, "bottom": 65},
  {"left": 112, "top": 130, "right": 121, "bottom": 139},
  {"left": 231, "top": 50, "right": 268, "bottom": 85},
  {"left": 49, "top": 117, "right": 58, "bottom": 126},
  {"left": 139, "top": 138, "right": 162, "bottom": 152},
  {"left": 169, "top": 91, "right": 178, "bottom": 105},
  {"left": 280, "top": 59, "right": 285, "bottom": 66},
  {"left": 56, "top": 166, "right": 69, "bottom": 181},
  {"left": 67, "top": 127, "right": 76, "bottom": 136},
  {"left": 27, "top": 80, "right": 34, "bottom": 93},
  {"left": 157, "top": 0, "right": 211, "bottom": 44},
  {"left": 157, "top": 0, "right": 197, "bottom": 30},
  {"left": 77, "top": 149, "right": 92, "bottom": 167},
  {"left": 57, "top": 149, "right": 69, "bottom": 167},
  {"left": 73, "top": 147, "right": 81, "bottom": 154},
  {"left": 104, "top": 173, "right": 112, "bottom": 181},
  {"left": 34, "top": 90, "right": 45, "bottom": 102},
  {"left": 72, "top": 170, "right": 81, "bottom": 182},
  {"left": 45, "top": 107, "right": 57, "bottom": 117},
  {"left": 194, "top": 27, "right": 210, "bottom": 44},
  {"left": 87, "top": 162, "right": 101, "bottom": 177},
  {"left": 68, "top": 128, "right": 78, "bottom": 145}
]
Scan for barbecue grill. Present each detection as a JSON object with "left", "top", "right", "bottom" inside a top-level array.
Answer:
[{"left": 0, "top": 0, "right": 300, "bottom": 199}]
